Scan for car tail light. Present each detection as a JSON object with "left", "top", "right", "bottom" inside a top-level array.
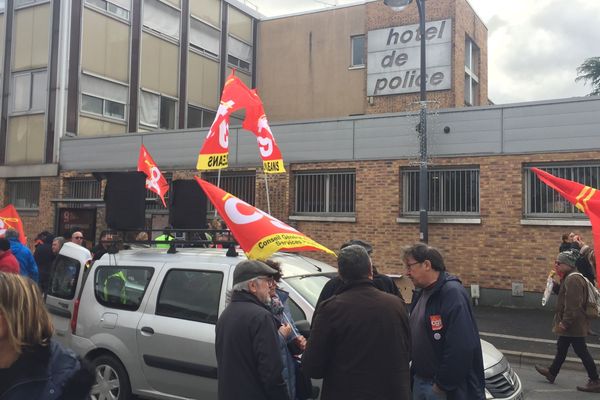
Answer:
[{"left": 71, "top": 299, "right": 80, "bottom": 334}]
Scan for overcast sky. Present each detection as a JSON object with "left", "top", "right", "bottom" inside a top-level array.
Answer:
[{"left": 246, "top": 0, "right": 600, "bottom": 105}]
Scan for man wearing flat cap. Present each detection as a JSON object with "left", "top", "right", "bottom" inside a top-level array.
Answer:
[
  {"left": 215, "top": 260, "right": 290, "bottom": 400},
  {"left": 535, "top": 249, "right": 600, "bottom": 392}
]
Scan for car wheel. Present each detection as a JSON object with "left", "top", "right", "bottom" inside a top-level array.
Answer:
[{"left": 90, "top": 354, "right": 132, "bottom": 400}]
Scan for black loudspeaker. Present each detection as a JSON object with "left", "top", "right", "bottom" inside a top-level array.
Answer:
[
  {"left": 169, "top": 179, "right": 207, "bottom": 229},
  {"left": 104, "top": 172, "right": 147, "bottom": 230}
]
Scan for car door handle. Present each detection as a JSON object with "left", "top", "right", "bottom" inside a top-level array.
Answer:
[{"left": 141, "top": 326, "right": 154, "bottom": 335}]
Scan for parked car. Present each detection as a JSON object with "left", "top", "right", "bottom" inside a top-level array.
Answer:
[{"left": 45, "top": 243, "right": 522, "bottom": 400}]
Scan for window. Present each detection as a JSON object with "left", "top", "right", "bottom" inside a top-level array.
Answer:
[
  {"left": 402, "top": 168, "right": 480, "bottom": 215},
  {"left": 140, "top": 90, "right": 177, "bottom": 129},
  {"left": 7, "top": 179, "right": 40, "bottom": 211},
  {"left": 15, "top": 0, "right": 48, "bottom": 7},
  {"left": 11, "top": 70, "right": 47, "bottom": 113},
  {"left": 0, "top": 0, "right": 5, "bottom": 11},
  {"left": 47, "top": 256, "right": 81, "bottom": 300},
  {"left": 524, "top": 164, "right": 600, "bottom": 218},
  {"left": 143, "top": 0, "right": 180, "bottom": 40},
  {"left": 203, "top": 172, "right": 256, "bottom": 212},
  {"left": 351, "top": 35, "right": 365, "bottom": 67},
  {"left": 85, "top": 0, "right": 130, "bottom": 21},
  {"left": 68, "top": 178, "right": 102, "bottom": 199},
  {"left": 227, "top": 36, "right": 252, "bottom": 72},
  {"left": 190, "top": 18, "right": 220, "bottom": 57},
  {"left": 294, "top": 171, "right": 355, "bottom": 215},
  {"left": 187, "top": 105, "right": 216, "bottom": 128},
  {"left": 464, "top": 36, "right": 480, "bottom": 106},
  {"left": 94, "top": 266, "right": 154, "bottom": 311},
  {"left": 80, "top": 74, "right": 128, "bottom": 121},
  {"left": 156, "top": 269, "right": 223, "bottom": 324}
]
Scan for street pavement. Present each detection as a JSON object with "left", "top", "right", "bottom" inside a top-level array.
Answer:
[{"left": 474, "top": 305, "right": 600, "bottom": 365}]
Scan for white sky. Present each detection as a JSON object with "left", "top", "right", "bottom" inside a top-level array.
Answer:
[{"left": 246, "top": 0, "right": 600, "bottom": 104}]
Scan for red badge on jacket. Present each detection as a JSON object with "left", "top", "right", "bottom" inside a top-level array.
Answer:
[{"left": 430, "top": 315, "right": 443, "bottom": 331}]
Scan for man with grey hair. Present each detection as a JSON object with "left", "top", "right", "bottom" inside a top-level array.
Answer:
[
  {"left": 4, "top": 228, "right": 38, "bottom": 283},
  {"left": 302, "top": 245, "right": 411, "bottom": 399},
  {"left": 215, "top": 260, "right": 290, "bottom": 400}
]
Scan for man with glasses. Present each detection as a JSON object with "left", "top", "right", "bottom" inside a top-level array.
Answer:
[
  {"left": 215, "top": 260, "right": 290, "bottom": 400},
  {"left": 535, "top": 249, "right": 600, "bottom": 392},
  {"left": 403, "top": 243, "right": 484, "bottom": 400},
  {"left": 70, "top": 231, "right": 85, "bottom": 245}
]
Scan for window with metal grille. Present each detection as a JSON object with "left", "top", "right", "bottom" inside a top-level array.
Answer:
[
  {"left": 294, "top": 171, "right": 355, "bottom": 215},
  {"left": 402, "top": 168, "right": 480, "bottom": 215},
  {"left": 524, "top": 164, "right": 600, "bottom": 218},
  {"left": 7, "top": 179, "right": 40, "bottom": 211},
  {"left": 146, "top": 173, "right": 172, "bottom": 211},
  {"left": 203, "top": 173, "right": 256, "bottom": 212},
  {"left": 68, "top": 179, "right": 102, "bottom": 200}
]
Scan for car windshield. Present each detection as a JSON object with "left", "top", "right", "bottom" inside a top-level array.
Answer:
[{"left": 283, "top": 273, "right": 336, "bottom": 308}]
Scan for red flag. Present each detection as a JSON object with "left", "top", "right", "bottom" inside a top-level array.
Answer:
[
  {"left": 243, "top": 92, "right": 286, "bottom": 174},
  {"left": 0, "top": 204, "right": 27, "bottom": 244},
  {"left": 532, "top": 167, "right": 600, "bottom": 284},
  {"left": 197, "top": 72, "right": 261, "bottom": 171},
  {"left": 195, "top": 177, "right": 335, "bottom": 259},
  {"left": 137, "top": 144, "right": 169, "bottom": 207}
]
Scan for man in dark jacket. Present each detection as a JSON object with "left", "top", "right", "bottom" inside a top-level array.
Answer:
[
  {"left": 403, "top": 243, "right": 485, "bottom": 400},
  {"left": 33, "top": 231, "right": 55, "bottom": 293},
  {"left": 215, "top": 260, "right": 290, "bottom": 400},
  {"left": 303, "top": 245, "right": 411, "bottom": 400},
  {"left": 315, "top": 239, "right": 401, "bottom": 309}
]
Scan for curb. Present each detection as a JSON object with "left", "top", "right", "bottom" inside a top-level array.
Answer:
[{"left": 501, "top": 349, "right": 600, "bottom": 369}]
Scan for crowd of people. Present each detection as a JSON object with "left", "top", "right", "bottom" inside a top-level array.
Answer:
[{"left": 216, "top": 241, "right": 486, "bottom": 400}]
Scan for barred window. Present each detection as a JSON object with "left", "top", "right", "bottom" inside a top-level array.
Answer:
[
  {"left": 402, "top": 168, "right": 480, "bottom": 215},
  {"left": 203, "top": 172, "right": 256, "bottom": 212},
  {"left": 146, "top": 173, "right": 172, "bottom": 211},
  {"left": 294, "top": 171, "right": 355, "bottom": 215},
  {"left": 524, "top": 164, "right": 600, "bottom": 218},
  {"left": 7, "top": 179, "right": 40, "bottom": 211},
  {"left": 68, "top": 178, "right": 102, "bottom": 199}
]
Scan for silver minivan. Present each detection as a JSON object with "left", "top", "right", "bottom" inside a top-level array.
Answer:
[{"left": 46, "top": 244, "right": 522, "bottom": 400}]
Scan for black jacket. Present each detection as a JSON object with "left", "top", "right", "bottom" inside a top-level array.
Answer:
[
  {"left": 315, "top": 272, "right": 401, "bottom": 310},
  {"left": 0, "top": 339, "right": 94, "bottom": 400},
  {"left": 410, "top": 272, "right": 485, "bottom": 400},
  {"left": 215, "top": 291, "right": 290, "bottom": 400},
  {"left": 34, "top": 238, "right": 55, "bottom": 291},
  {"left": 303, "top": 280, "right": 411, "bottom": 400}
]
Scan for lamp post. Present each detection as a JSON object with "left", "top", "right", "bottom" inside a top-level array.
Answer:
[{"left": 384, "top": 0, "right": 428, "bottom": 243}]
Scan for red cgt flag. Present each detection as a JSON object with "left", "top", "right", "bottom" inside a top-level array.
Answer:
[
  {"left": 197, "top": 72, "right": 261, "bottom": 171},
  {"left": 137, "top": 144, "right": 169, "bottom": 207},
  {"left": 243, "top": 92, "right": 286, "bottom": 174},
  {"left": 195, "top": 177, "right": 335, "bottom": 260},
  {"left": 532, "top": 167, "right": 600, "bottom": 284},
  {"left": 0, "top": 204, "right": 27, "bottom": 244}
]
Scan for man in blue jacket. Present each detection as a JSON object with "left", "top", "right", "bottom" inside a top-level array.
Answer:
[
  {"left": 5, "top": 229, "right": 39, "bottom": 283},
  {"left": 403, "top": 243, "right": 485, "bottom": 400}
]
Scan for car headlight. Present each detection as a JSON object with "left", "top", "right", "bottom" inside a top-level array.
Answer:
[{"left": 485, "top": 356, "right": 509, "bottom": 379}]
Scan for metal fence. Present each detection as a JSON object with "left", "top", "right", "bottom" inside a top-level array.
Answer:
[
  {"left": 8, "top": 179, "right": 40, "bottom": 210},
  {"left": 402, "top": 168, "right": 480, "bottom": 215},
  {"left": 524, "top": 164, "right": 600, "bottom": 218},
  {"left": 294, "top": 171, "right": 355, "bottom": 215}
]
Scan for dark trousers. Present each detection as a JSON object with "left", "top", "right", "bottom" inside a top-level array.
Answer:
[{"left": 549, "top": 336, "right": 599, "bottom": 380}]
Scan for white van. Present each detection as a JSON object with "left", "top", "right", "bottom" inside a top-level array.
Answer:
[{"left": 45, "top": 245, "right": 522, "bottom": 400}]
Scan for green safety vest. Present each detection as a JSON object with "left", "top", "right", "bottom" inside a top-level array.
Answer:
[
  {"left": 155, "top": 234, "right": 174, "bottom": 249},
  {"left": 103, "top": 271, "right": 128, "bottom": 304}
]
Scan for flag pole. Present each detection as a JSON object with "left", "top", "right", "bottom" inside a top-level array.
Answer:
[
  {"left": 264, "top": 171, "right": 272, "bottom": 215},
  {"left": 214, "top": 169, "right": 222, "bottom": 218}
]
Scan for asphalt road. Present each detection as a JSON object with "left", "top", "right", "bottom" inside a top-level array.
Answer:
[{"left": 511, "top": 357, "right": 600, "bottom": 399}]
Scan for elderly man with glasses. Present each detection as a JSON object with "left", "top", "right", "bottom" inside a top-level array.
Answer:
[{"left": 215, "top": 260, "right": 290, "bottom": 400}]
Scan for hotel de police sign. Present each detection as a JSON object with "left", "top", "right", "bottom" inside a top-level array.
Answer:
[{"left": 367, "top": 19, "right": 452, "bottom": 96}]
